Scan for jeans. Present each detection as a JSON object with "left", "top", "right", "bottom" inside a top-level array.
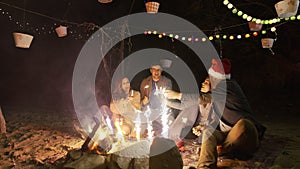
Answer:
[{"left": 197, "top": 118, "right": 259, "bottom": 169}]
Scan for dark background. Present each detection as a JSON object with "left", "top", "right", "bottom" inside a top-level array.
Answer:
[{"left": 0, "top": 0, "right": 299, "bottom": 113}]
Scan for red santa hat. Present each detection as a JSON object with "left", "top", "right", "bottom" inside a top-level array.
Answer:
[{"left": 208, "top": 58, "right": 231, "bottom": 79}]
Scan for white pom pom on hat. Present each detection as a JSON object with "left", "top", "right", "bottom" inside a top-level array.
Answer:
[{"left": 208, "top": 58, "right": 231, "bottom": 79}]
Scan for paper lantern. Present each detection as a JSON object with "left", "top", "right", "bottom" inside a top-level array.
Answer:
[
  {"left": 248, "top": 21, "right": 263, "bottom": 31},
  {"left": 145, "top": 2, "right": 160, "bottom": 14},
  {"left": 98, "top": 0, "right": 112, "bottom": 3},
  {"left": 160, "top": 59, "right": 172, "bottom": 68},
  {"left": 261, "top": 38, "right": 275, "bottom": 48},
  {"left": 55, "top": 25, "right": 67, "bottom": 37},
  {"left": 13, "top": 32, "right": 34, "bottom": 49},
  {"left": 275, "top": 0, "right": 299, "bottom": 18}
]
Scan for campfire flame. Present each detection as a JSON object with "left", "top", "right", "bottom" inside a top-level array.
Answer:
[{"left": 80, "top": 87, "right": 174, "bottom": 155}]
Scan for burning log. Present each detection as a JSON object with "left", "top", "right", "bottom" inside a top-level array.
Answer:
[
  {"left": 81, "top": 117, "right": 113, "bottom": 155},
  {"left": 0, "top": 106, "right": 6, "bottom": 134}
]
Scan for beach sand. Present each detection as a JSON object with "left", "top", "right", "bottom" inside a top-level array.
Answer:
[{"left": 0, "top": 92, "right": 299, "bottom": 169}]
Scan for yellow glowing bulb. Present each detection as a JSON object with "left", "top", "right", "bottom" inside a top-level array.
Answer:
[
  {"left": 245, "top": 34, "right": 250, "bottom": 38},
  {"left": 247, "top": 16, "right": 252, "bottom": 21},
  {"left": 271, "top": 27, "right": 276, "bottom": 32},
  {"left": 223, "top": 0, "right": 229, "bottom": 5},
  {"left": 229, "top": 35, "right": 234, "bottom": 40},
  {"left": 158, "top": 34, "right": 163, "bottom": 38},
  {"left": 209, "top": 36, "right": 214, "bottom": 40},
  {"left": 290, "top": 16, "right": 296, "bottom": 20},
  {"left": 237, "top": 11, "right": 243, "bottom": 16}
]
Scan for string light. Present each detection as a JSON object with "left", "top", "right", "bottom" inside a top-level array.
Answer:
[
  {"left": 144, "top": 27, "right": 279, "bottom": 42},
  {"left": 222, "top": 0, "right": 300, "bottom": 25}
]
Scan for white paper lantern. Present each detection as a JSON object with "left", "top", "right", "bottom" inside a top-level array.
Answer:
[
  {"left": 160, "top": 59, "right": 172, "bottom": 68},
  {"left": 13, "top": 32, "right": 34, "bottom": 49},
  {"left": 248, "top": 22, "right": 263, "bottom": 31},
  {"left": 261, "top": 38, "right": 275, "bottom": 48},
  {"left": 145, "top": 2, "right": 160, "bottom": 14},
  {"left": 55, "top": 25, "right": 68, "bottom": 37},
  {"left": 275, "top": 0, "right": 299, "bottom": 18}
]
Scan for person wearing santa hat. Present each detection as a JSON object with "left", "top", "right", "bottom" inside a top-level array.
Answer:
[{"left": 166, "top": 58, "right": 266, "bottom": 169}]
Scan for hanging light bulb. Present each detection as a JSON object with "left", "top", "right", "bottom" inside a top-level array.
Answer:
[
  {"left": 229, "top": 35, "right": 234, "bottom": 40},
  {"left": 223, "top": 0, "right": 229, "bottom": 5},
  {"left": 227, "top": 3, "right": 233, "bottom": 9},
  {"left": 247, "top": 16, "right": 253, "bottom": 21},
  {"left": 271, "top": 27, "right": 276, "bottom": 32}
]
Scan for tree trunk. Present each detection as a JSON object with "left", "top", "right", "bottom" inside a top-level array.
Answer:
[{"left": 0, "top": 106, "right": 6, "bottom": 134}]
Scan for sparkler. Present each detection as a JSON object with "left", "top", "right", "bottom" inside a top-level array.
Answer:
[
  {"left": 135, "top": 110, "right": 142, "bottom": 141},
  {"left": 145, "top": 106, "right": 154, "bottom": 142},
  {"left": 154, "top": 87, "right": 170, "bottom": 138}
]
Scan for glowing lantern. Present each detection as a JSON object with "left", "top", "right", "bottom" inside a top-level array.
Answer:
[
  {"left": 55, "top": 25, "right": 67, "bottom": 37},
  {"left": 98, "top": 0, "right": 112, "bottom": 3},
  {"left": 13, "top": 32, "right": 34, "bottom": 48},
  {"left": 261, "top": 38, "right": 275, "bottom": 48},
  {"left": 275, "top": 0, "right": 299, "bottom": 18},
  {"left": 145, "top": 2, "right": 160, "bottom": 14},
  {"left": 248, "top": 21, "right": 262, "bottom": 31},
  {"left": 160, "top": 59, "right": 172, "bottom": 68}
]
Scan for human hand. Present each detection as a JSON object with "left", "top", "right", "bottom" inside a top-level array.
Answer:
[
  {"left": 192, "top": 125, "right": 205, "bottom": 136},
  {"left": 165, "top": 90, "right": 181, "bottom": 100},
  {"left": 142, "top": 96, "right": 149, "bottom": 105}
]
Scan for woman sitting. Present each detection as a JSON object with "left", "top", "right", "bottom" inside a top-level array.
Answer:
[{"left": 110, "top": 77, "right": 141, "bottom": 137}]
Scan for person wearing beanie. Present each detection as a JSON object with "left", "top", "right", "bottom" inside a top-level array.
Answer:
[{"left": 166, "top": 58, "right": 266, "bottom": 169}]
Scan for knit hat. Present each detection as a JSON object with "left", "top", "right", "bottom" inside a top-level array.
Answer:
[
  {"left": 151, "top": 64, "right": 163, "bottom": 70},
  {"left": 208, "top": 58, "right": 231, "bottom": 79}
]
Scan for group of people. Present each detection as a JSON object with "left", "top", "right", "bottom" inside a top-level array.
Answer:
[
  {"left": 107, "top": 63, "right": 173, "bottom": 138},
  {"left": 101, "top": 58, "right": 266, "bottom": 169}
]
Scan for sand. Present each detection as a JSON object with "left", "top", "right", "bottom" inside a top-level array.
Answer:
[{"left": 0, "top": 92, "right": 299, "bottom": 169}]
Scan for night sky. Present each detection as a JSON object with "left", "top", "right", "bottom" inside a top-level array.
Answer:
[{"left": 0, "top": 0, "right": 299, "bottom": 113}]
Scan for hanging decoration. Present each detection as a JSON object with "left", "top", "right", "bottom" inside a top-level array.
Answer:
[
  {"left": 12, "top": 0, "right": 34, "bottom": 49},
  {"left": 144, "top": 25, "right": 278, "bottom": 42},
  {"left": 145, "top": 1, "right": 160, "bottom": 14},
  {"left": 13, "top": 32, "right": 34, "bottom": 48},
  {"left": 275, "top": 0, "right": 299, "bottom": 18},
  {"left": 248, "top": 21, "right": 262, "bottom": 31},
  {"left": 223, "top": 0, "right": 299, "bottom": 25},
  {"left": 261, "top": 38, "right": 275, "bottom": 48},
  {"left": 160, "top": 59, "right": 172, "bottom": 68},
  {"left": 55, "top": 25, "right": 68, "bottom": 37},
  {"left": 0, "top": 1, "right": 100, "bottom": 40},
  {"left": 98, "top": 0, "right": 113, "bottom": 3}
]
